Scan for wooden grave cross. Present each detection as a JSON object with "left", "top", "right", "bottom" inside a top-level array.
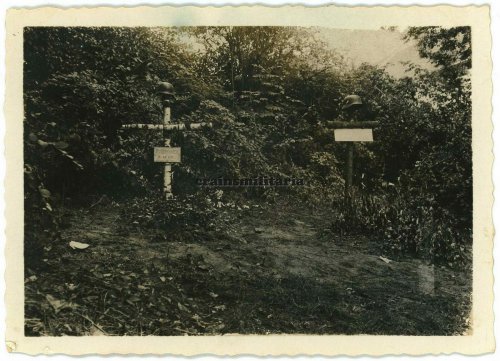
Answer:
[
  {"left": 328, "top": 120, "right": 379, "bottom": 190},
  {"left": 122, "top": 105, "right": 212, "bottom": 199}
]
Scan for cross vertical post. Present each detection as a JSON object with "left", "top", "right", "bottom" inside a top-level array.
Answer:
[{"left": 163, "top": 106, "right": 173, "bottom": 199}]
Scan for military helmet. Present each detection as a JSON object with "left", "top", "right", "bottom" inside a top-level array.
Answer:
[
  {"left": 342, "top": 94, "right": 363, "bottom": 110},
  {"left": 157, "top": 81, "right": 175, "bottom": 96}
]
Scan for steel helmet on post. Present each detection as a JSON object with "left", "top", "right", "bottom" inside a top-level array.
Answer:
[
  {"left": 157, "top": 81, "right": 176, "bottom": 106},
  {"left": 342, "top": 94, "right": 363, "bottom": 110},
  {"left": 157, "top": 81, "right": 175, "bottom": 96}
]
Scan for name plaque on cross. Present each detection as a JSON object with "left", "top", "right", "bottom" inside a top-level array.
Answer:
[
  {"left": 154, "top": 147, "right": 181, "bottom": 163},
  {"left": 334, "top": 128, "right": 373, "bottom": 142}
]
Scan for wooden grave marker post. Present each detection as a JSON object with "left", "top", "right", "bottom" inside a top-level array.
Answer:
[
  {"left": 121, "top": 82, "right": 212, "bottom": 199},
  {"left": 328, "top": 95, "right": 379, "bottom": 192}
]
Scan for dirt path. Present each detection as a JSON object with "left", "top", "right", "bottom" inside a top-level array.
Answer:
[{"left": 25, "top": 202, "right": 471, "bottom": 336}]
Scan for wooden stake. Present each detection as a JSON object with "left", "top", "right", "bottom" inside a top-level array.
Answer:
[{"left": 346, "top": 143, "right": 354, "bottom": 190}]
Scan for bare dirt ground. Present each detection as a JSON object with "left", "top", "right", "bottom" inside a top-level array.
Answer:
[{"left": 25, "top": 201, "right": 471, "bottom": 336}]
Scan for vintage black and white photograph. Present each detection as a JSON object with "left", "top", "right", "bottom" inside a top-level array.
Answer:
[{"left": 4, "top": 4, "right": 494, "bottom": 356}]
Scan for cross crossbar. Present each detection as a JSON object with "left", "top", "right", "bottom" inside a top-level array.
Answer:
[
  {"left": 327, "top": 120, "right": 378, "bottom": 129},
  {"left": 122, "top": 122, "right": 212, "bottom": 130}
]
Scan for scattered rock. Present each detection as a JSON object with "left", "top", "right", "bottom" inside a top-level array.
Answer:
[{"left": 69, "top": 241, "right": 90, "bottom": 250}]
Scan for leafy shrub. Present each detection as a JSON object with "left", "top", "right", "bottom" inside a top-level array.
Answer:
[
  {"left": 378, "top": 193, "right": 471, "bottom": 267},
  {"left": 330, "top": 188, "right": 386, "bottom": 235},
  {"left": 330, "top": 186, "right": 471, "bottom": 268}
]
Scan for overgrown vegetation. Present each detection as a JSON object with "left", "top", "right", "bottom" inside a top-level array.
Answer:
[{"left": 24, "top": 26, "right": 472, "bottom": 269}]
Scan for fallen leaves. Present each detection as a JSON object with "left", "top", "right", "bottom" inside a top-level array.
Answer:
[
  {"left": 88, "top": 325, "right": 107, "bottom": 336},
  {"left": 45, "top": 294, "right": 77, "bottom": 314},
  {"left": 54, "top": 141, "right": 69, "bottom": 150},
  {"left": 25, "top": 275, "right": 38, "bottom": 283},
  {"left": 39, "top": 188, "right": 51, "bottom": 198},
  {"left": 65, "top": 283, "right": 78, "bottom": 291},
  {"left": 177, "top": 302, "right": 190, "bottom": 313}
]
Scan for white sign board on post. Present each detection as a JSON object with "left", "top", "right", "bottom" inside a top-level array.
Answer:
[
  {"left": 154, "top": 147, "right": 181, "bottom": 163},
  {"left": 334, "top": 128, "right": 373, "bottom": 142}
]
